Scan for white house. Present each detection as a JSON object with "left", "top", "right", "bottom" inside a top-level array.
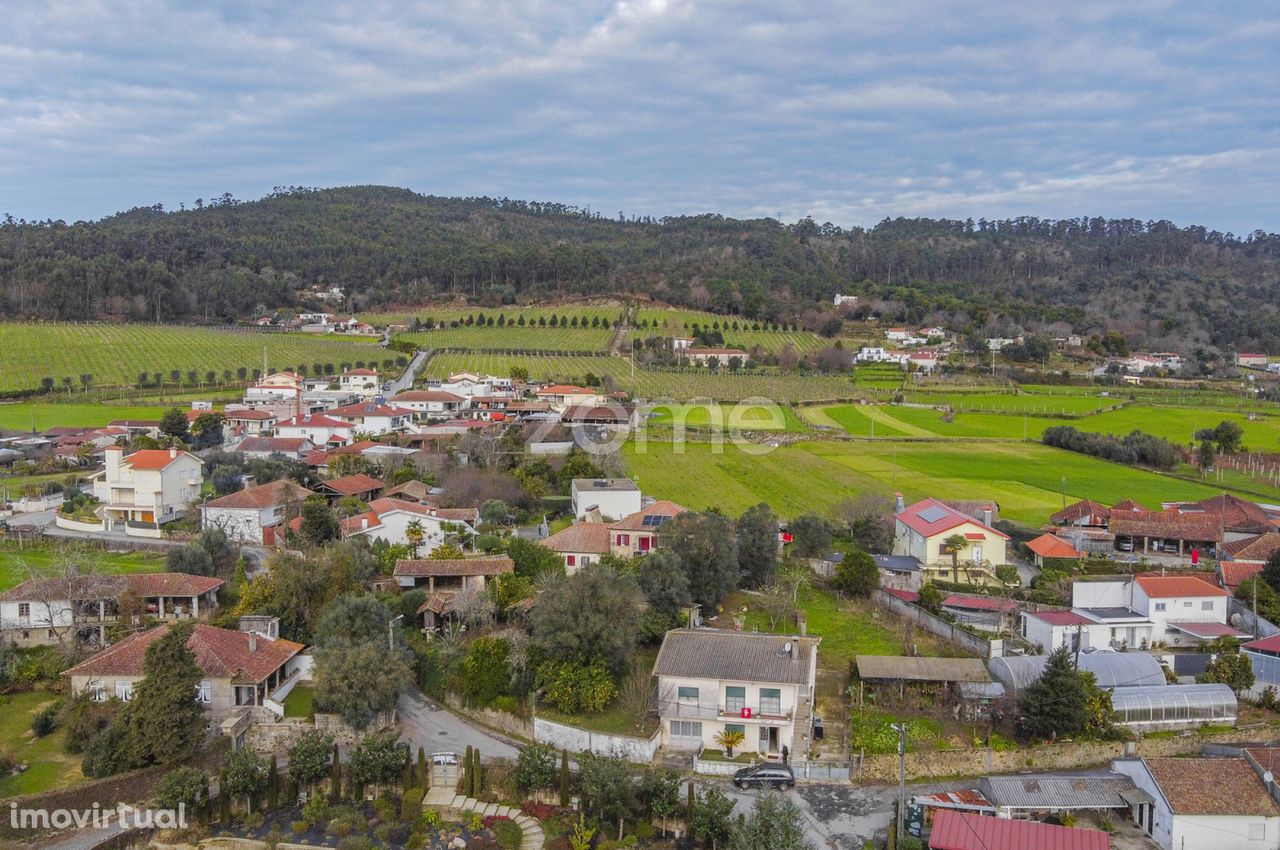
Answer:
[
  {"left": 274, "top": 413, "right": 354, "bottom": 447},
  {"left": 570, "top": 478, "right": 642, "bottom": 520},
  {"left": 345, "top": 498, "right": 478, "bottom": 550},
  {"left": 338, "top": 368, "right": 380, "bottom": 397},
  {"left": 224, "top": 409, "right": 278, "bottom": 436},
  {"left": 1237, "top": 353, "right": 1269, "bottom": 369},
  {"left": 684, "top": 347, "right": 750, "bottom": 366},
  {"left": 390, "top": 390, "right": 467, "bottom": 420},
  {"left": 542, "top": 500, "right": 688, "bottom": 573},
  {"left": 1067, "top": 575, "right": 1239, "bottom": 650},
  {"left": 892, "top": 496, "right": 1009, "bottom": 586},
  {"left": 856, "top": 346, "right": 908, "bottom": 365},
  {"left": 200, "top": 479, "right": 315, "bottom": 543},
  {"left": 325, "top": 402, "right": 416, "bottom": 436},
  {"left": 833, "top": 294, "right": 858, "bottom": 307},
  {"left": 671, "top": 337, "right": 693, "bottom": 351},
  {"left": 244, "top": 371, "right": 305, "bottom": 405},
  {"left": 884, "top": 328, "right": 910, "bottom": 342},
  {"left": 535, "top": 384, "right": 600, "bottom": 408},
  {"left": 92, "top": 447, "right": 203, "bottom": 528},
  {"left": 1111, "top": 756, "right": 1280, "bottom": 850},
  {"left": 653, "top": 629, "right": 818, "bottom": 762}
]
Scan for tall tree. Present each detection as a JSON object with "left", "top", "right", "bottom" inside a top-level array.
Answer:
[
  {"left": 736, "top": 502, "right": 779, "bottom": 589},
  {"left": 531, "top": 566, "right": 645, "bottom": 676},
  {"left": 637, "top": 549, "right": 692, "bottom": 638},
  {"left": 731, "top": 796, "right": 813, "bottom": 850},
  {"left": 117, "top": 621, "right": 205, "bottom": 768},
  {"left": 1018, "top": 645, "right": 1113, "bottom": 739},
  {"left": 659, "top": 511, "right": 739, "bottom": 609},
  {"left": 788, "top": 513, "right": 834, "bottom": 558},
  {"left": 832, "top": 548, "right": 880, "bottom": 597}
]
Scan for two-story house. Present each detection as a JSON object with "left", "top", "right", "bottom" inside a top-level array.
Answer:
[
  {"left": 0, "top": 572, "right": 224, "bottom": 647},
  {"left": 540, "top": 500, "right": 688, "bottom": 573},
  {"left": 390, "top": 390, "right": 467, "bottom": 421},
  {"left": 325, "top": 402, "right": 416, "bottom": 436},
  {"left": 200, "top": 479, "right": 315, "bottom": 543},
  {"left": 345, "top": 498, "right": 478, "bottom": 550},
  {"left": 338, "top": 368, "right": 380, "bottom": 398},
  {"left": 892, "top": 496, "right": 1009, "bottom": 586},
  {"left": 654, "top": 629, "right": 819, "bottom": 762},
  {"left": 274, "top": 413, "right": 354, "bottom": 447},
  {"left": 92, "top": 446, "right": 203, "bottom": 528},
  {"left": 64, "top": 621, "right": 304, "bottom": 721}
]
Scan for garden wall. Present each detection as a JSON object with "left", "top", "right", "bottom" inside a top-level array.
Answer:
[
  {"left": 872, "top": 590, "right": 998, "bottom": 658},
  {"left": 533, "top": 717, "right": 659, "bottom": 764},
  {"left": 856, "top": 729, "right": 1249, "bottom": 783},
  {"left": 442, "top": 693, "right": 533, "bottom": 740},
  {"left": 54, "top": 513, "right": 105, "bottom": 533},
  {"left": 242, "top": 710, "right": 396, "bottom": 752}
]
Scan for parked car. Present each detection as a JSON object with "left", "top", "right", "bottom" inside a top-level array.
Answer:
[
  {"left": 1116, "top": 537, "right": 1134, "bottom": 552},
  {"left": 732, "top": 763, "right": 795, "bottom": 790},
  {"left": 813, "top": 717, "right": 824, "bottom": 740}
]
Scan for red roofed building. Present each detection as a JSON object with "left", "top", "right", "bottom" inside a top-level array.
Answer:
[
  {"left": 325, "top": 402, "right": 415, "bottom": 436},
  {"left": 318, "top": 473, "right": 384, "bottom": 500},
  {"left": 91, "top": 446, "right": 203, "bottom": 528},
  {"left": 390, "top": 389, "right": 466, "bottom": 420},
  {"left": 64, "top": 623, "right": 304, "bottom": 720},
  {"left": 275, "top": 413, "right": 354, "bottom": 447},
  {"left": 1050, "top": 499, "right": 1111, "bottom": 528},
  {"left": 542, "top": 500, "right": 690, "bottom": 573},
  {"left": 534, "top": 385, "right": 599, "bottom": 407},
  {"left": 927, "top": 810, "right": 1109, "bottom": 850},
  {"left": 1027, "top": 532, "right": 1084, "bottom": 567},
  {"left": 893, "top": 496, "right": 1009, "bottom": 586},
  {"left": 201, "top": 478, "right": 315, "bottom": 543},
  {"left": 941, "top": 593, "right": 1020, "bottom": 632},
  {"left": 338, "top": 367, "right": 380, "bottom": 398},
  {"left": 343, "top": 497, "right": 478, "bottom": 551}
]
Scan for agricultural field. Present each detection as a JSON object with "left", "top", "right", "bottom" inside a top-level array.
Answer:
[
  {"left": 634, "top": 306, "right": 836, "bottom": 353},
  {"left": 898, "top": 391, "right": 1109, "bottom": 415},
  {"left": 0, "top": 324, "right": 386, "bottom": 394},
  {"left": 421, "top": 351, "right": 862, "bottom": 402},
  {"left": 621, "top": 438, "right": 1250, "bottom": 524},
  {"left": 0, "top": 546, "right": 167, "bottom": 592},
  {"left": 0, "top": 403, "right": 170, "bottom": 432},
  {"left": 397, "top": 323, "right": 612, "bottom": 353},
  {"left": 645, "top": 402, "right": 808, "bottom": 432},
  {"left": 363, "top": 303, "right": 626, "bottom": 328}
]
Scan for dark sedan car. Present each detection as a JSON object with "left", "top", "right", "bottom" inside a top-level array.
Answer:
[{"left": 732, "top": 763, "right": 796, "bottom": 789}]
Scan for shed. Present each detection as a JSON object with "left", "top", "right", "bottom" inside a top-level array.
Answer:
[{"left": 978, "top": 772, "right": 1137, "bottom": 816}]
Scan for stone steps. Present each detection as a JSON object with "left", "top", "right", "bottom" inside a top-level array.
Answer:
[{"left": 423, "top": 788, "right": 544, "bottom": 850}]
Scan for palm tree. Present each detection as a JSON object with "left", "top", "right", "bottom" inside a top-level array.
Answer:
[
  {"left": 942, "top": 533, "right": 968, "bottom": 582},
  {"left": 405, "top": 520, "right": 425, "bottom": 558},
  {"left": 714, "top": 728, "right": 745, "bottom": 759}
]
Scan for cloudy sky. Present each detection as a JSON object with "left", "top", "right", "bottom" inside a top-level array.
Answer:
[{"left": 2, "top": 1, "right": 1277, "bottom": 232}]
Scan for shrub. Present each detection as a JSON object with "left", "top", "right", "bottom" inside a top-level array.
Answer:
[
  {"left": 31, "top": 702, "right": 59, "bottom": 737},
  {"left": 243, "top": 812, "right": 265, "bottom": 829},
  {"left": 489, "top": 818, "right": 524, "bottom": 850},
  {"left": 336, "top": 838, "right": 376, "bottom": 850},
  {"left": 402, "top": 787, "right": 425, "bottom": 821},
  {"left": 631, "top": 821, "right": 654, "bottom": 840},
  {"left": 372, "top": 792, "right": 399, "bottom": 823},
  {"left": 302, "top": 793, "right": 330, "bottom": 826},
  {"left": 291, "top": 820, "right": 310, "bottom": 835}
]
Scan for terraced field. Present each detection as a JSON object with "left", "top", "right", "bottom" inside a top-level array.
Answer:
[
  {"left": 623, "top": 439, "right": 1253, "bottom": 523},
  {"left": 0, "top": 324, "right": 385, "bottom": 393}
]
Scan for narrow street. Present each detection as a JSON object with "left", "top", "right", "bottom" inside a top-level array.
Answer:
[{"left": 396, "top": 690, "right": 522, "bottom": 762}]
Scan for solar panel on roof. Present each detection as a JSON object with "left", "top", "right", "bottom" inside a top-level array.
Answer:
[
  {"left": 642, "top": 515, "right": 668, "bottom": 527},
  {"left": 917, "top": 506, "right": 950, "bottom": 522}
]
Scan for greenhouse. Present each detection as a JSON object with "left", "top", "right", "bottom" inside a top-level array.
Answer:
[
  {"left": 988, "top": 651, "right": 1166, "bottom": 697},
  {"left": 1108, "top": 684, "right": 1237, "bottom": 731}
]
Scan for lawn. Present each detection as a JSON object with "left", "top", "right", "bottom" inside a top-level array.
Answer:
[
  {"left": 622, "top": 438, "right": 1252, "bottom": 525},
  {"left": 0, "top": 546, "right": 167, "bottom": 592},
  {"left": 0, "top": 689, "right": 82, "bottom": 797},
  {"left": 283, "top": 685, "right": 315, "bottom": 719},
  {"left": 537, "top": 647, "right": 659, "bottom": 737},
  {"left": 0, "top": 403, "right": 171, "bottom": 432},
  {"left": 646, "top": 402, "right": 806, "bottom": 432},
  {"left": 0, "top": 323, "right": 387, "bottom": 393}
]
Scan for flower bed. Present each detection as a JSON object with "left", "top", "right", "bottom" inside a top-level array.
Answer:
[{"left": 222, "top": 797, "right": 500, "bottom": 850}]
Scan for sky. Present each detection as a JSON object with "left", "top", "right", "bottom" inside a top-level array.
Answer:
[{"left": 2, "top": 1, "right": 1278, "bottom": 233}]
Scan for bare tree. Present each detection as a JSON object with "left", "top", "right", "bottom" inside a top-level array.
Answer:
[
  {"left": 453, "top": 586, "right": 495, "bottom": 630},
  {"left": 617, "top": 665, "right": 656, "bottom": 732},
  {"left": 9, "top": 545, "right": 122, "bottom": 653}
]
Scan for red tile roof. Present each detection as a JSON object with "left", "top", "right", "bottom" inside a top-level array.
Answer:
[
  {"left": 237, "top": 437, "right": 312, "bottom": 454},
  {"left": 121, "top": 448, "right": 197, "bottom": 470},
  {"left": 1245, "top": 633, "right": 1280, "bottom": 654},
  {"left": 342, "top": 368, "right": 379, "bottom": 376},
  {"left": 225, "top": 409, "right": 276, "bottom": 421},
  {"left": 942, "top": 594, "right": 1019, "bottom": 613},
  {"left": 896, "top": 498, "right": 1009, "bottom": 540},
  {"left": 276, "top": 414, "right": 350, "bottom": 429},
  {"left": 124, "top": 573, "right": 224, "bottom": 597},
  {"left": 541, "top": 522, "right": 613, "bottom": 554},
  {"left": 1183, "top": 494, "right": 1275, "bottom": 532},
  {"left": 1110, "top": 499, "right": 1146, "bottom": 513},
  {"left": 327, "top": 402, "right": 414, "bottom": 419},
  {"left": 204, "top": 479, "right": 313, "bottom": 510},
  {"left": 1050, "top": 499, "right": 1110, "bottom": 526},
  {"left": 1222, "top": 533, "right": 1280, "bottom": 564},
  {"left": 392, "top": 390, "right": 465, "bottom": 403},
  {"left": 1222, "top": 562, "right": 1264, "bottom": 592},
  {"left": 64, "top": 623, "right": 302, "bottom": 684},
  {"left": 1134, "top": 574, "right": 1227, "bottom": 598},
  {"left": 609, "top": 500, "right": 688, "bottom": 531},
  {"left": 1027, "top": 533, "right": 1083, "bottom": 559},
  {"left": 321, "top": 474, "right": 384, "bottom": 496},
  {"left": 882, "top": 588, "right": 919, "bottom": 603},
  {"left": 928, "top": 810, "right": 1109, "bottom": 850},
  {"left": 1024, "top": 610, "right": 1095, "bottom": 626},
  {"left": 536, "top": 384, "right": 593, "bottom": 395},
  {"left": 1144, "top": 757, "right": 1280, "bottom": 816},
  {"left": 393, "top": 556, "right": 514, "bottom": 577},
  {"left": 1112, "top": 512, "right": 1222, "bottom": 542}
]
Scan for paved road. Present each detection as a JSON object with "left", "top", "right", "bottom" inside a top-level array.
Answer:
[
  {"left": 396, "top": 690, "right": 521, "bottom": 762},
  {"left": 384, "top": 349, "right": 430, "bottom": 395}
]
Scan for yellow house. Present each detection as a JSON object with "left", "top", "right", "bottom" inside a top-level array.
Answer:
[{"left": 892, "top": 496, "right": 1009, "bottom": 586}]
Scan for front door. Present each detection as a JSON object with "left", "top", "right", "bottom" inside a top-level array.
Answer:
[{"left": 759, "top": 726, "right": 779, "bottom": 753}]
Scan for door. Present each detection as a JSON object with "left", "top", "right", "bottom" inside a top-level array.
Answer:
[{"left": 759, "top": 726, "right": 771, "bottom": 752}]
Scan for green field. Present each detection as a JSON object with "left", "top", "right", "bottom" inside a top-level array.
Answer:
[
  {"left": 0, "top": 547, "right": 167, "bottom": 592},
  {"left": 0, "top": 324, "right": 386, "bottom": 393},
  {"left": 634, "top": 306, "right": 833, "bottom": 353},
  {"left": 422, "top": 351, "right": 861, "bottom": 402},
  {"left": 646, "top": 402, "right": 809, "bottom": 432},
  {"left": 0, "top": 403, "right": 171, "bottom": 432},
  {"left": 623, "top": 438, "right": 1246, "bottom": 524},
  {"left": 0, "top": 690, "right": 81, "bottom": 797},
  {"left": 397, "top": 324, "right": 612, "bottom": 352},
  {"left": 365, "top": 303, "right": 624, "bottom": 326}
]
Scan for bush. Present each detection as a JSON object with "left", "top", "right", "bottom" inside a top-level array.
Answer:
[
  {"left": 31, "top": 702, "right": 59, "bottom": 737},
  {"left": 372, "top": 792, "right": 400, "bottom": 823},
  {"left": 631, "top": 821, "right": 654, "bottom": 840},
  {"left": 488, "top": 817, "right": 524, "bottom": 850},
  {"left": 291, "top": 820, "right": 310, "bottom": 835},
  {"left": 336, "top": 837, "right": 376, "bottom": 850},
  {"left": 402, "top": 787, "right": 425, "bottom": 821},
  {"left": 537, "top": 661, "right": 618, "bottom": 714}
]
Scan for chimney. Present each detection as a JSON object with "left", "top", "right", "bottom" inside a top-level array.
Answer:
[
  {"left": 105, "top": 445, "right": 123, "bottom": 479},
  {"left": 248, "top": 631, "right": 257, "bottom": 652},
  {"left": 982, "top": 505, "right": 994, "bottom": 526},
  {"left": 169, "top": 446, "right": 177, "bottom": 459},
  {"left": 894, "top": 492, "right": 905, "bottom": 513},
  {"left": 361, "top": 516, "right": 369, "bottom": 530}
]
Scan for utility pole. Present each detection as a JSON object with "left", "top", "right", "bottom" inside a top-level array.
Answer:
[
  {"left": 388, "top": 614, "right": 403, "bottom": 653},
  {"left": 891, "top": 723, "right": 907, "bottom": 841}
]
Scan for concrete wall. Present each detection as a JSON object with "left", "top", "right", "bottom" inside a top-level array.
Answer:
[
  {"left": 872, "top": 590, "right": 994, "bottom": 657},
  {"left": 55, "top": 514, "right": 105, "bottom": 533},
  {"left": 533, "top": 717, "right": 659, "bottom": 763}
]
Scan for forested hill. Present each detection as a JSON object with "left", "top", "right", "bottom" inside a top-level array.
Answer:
[{"left": 3, "top": 185, "right": 1280, "bottom": 353}]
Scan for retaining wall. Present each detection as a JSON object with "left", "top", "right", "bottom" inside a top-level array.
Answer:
[{"left": 533, "top": 717, "right": 659, "bottom": 763}]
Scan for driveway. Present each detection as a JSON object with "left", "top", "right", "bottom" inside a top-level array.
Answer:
[
  {"left": 396, "top": 690, "right": 521, "bottom": 762},
  {"left": 384, "top": 349, "right": 429, "bottom": 395}
]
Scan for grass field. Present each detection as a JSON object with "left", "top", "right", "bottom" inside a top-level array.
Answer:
[
  {"left": 0, "top": 403, "right": 172, "bottom": 432},
  {"left": 0, "top": 547, "right": 167, "bottom": 592},
  {"left": 365, "top": 303, "right": 625, "bottom": 327},
  {"left": 0, "top": 690, "right": 81, "bottom": 797},
  {"left": 0, "top": 324, "right": 386, "bottom": 393},
  {"left": 422, "top": 351, "right": 862, "bottom": 402},
  {"left": 646, "top": 402, "right": 808, "bottom": 432},
  {"left": 622, "top": 439, "right": 1248, "bottom": 524},
  {"left": 397, "top": 324, "right": 612, "bottom": 352},
  {"left": 283, "top": 685, "right": 315, "bottom": 719}
]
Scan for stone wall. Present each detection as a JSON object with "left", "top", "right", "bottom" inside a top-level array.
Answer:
[
  {"left": 441, "top": 693, "right": 533, "bottom": 740},
  {"left": 857, "top": 729, "right": 1251, "bottom": 783},
  {"left": 533, "top": 717, "right": 660, "bottom": 764},
  {"left": 243, "top": 710, "right": 396, "bottom": 752}
]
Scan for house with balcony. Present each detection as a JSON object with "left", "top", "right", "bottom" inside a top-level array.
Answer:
[
  {"left": 345, "top": 498, "right": 478, "bottom": 550},
  {"left": 325, "top": 402, "right": 416, "bottom": 436},
  {"left": 200, "top": 479, "right": 315, "bottom": 543},
  {"left": 390, "top": 390, "right": 467, "bottom": 420},
  {"left": 338, "top": 368, "right": 380, "bottom": 398},
  {"left": 653, "top": 629, "right": 818, "bottom": 763},
  {"left": 892, "top": 495, "right": 1009, "bottom": 586},
  {"left": 541, "top": 500, "right": 688, "bottom": 572},
  {"left": 92, "top": 446, "right": 203, "bottom": 529},
  {"left": 0, "top": 573, "right": 224, "bottom": 647},
  {"left": 64, "top": 621, "right": 304, "bottom": 721},
  {"left": 274, "top": 414, "right": 354, "bottom": 447}
]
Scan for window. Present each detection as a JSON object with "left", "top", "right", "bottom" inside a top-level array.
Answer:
[
  {"left": 1154, "top": 602, "right": 1167, "bottom": 612},
  {"left": 17, "top": 603, "right": 30, "bottom": 618},
  {"left": 938, "top": 542, "right": 948, "bottom": 555},
  {"left": 90, "top": 684, "right": 106, "bottom": 702},
  {"left": 725, "top": 686, "right": 746, "bottom": 714},
  {"left": 670, "top": 720, "right": 701, "bottom": 738},
  {"left": 677, "top": 686, "right": 699, "bottom": 703},
  {"left": 724, "top": 723, "right": 746, "bottom": 737},
  {"left": 972, "top": 545, "right": 983, "bottom": 562},
  {"left": 566, "top": 555, "right": 576, "bottom": 567},
  {"left": 196, "top": 680, "right": 211, "bottom": 704},
  {"left": 1201, "top": 601, "right": 1214, "bottom": 611},
  {"left": 1183, "top": 601, "right": 1193, "bottom": 608},
  {"left": 616, "top": 534, "right": 629, "bottom": 546},
  {"left": 759, "top": 688, "right": 782, "bottom": 716},
  {"left": 116, "top": 682, "right": 133, "bottom": 701}
]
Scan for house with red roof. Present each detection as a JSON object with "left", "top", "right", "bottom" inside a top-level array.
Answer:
[
  {"left": 325, "top": 401, "right": 416, "bottom": 436},
  {"left": 541, "top": 500, "right": 689, "bottom": 573},
  {"left": 1026, "top": 532, "right": 1084, "bottom": 567},
  {"left": 1066, "top": 574, "right": 1242, "bottom": 650},
  {"left": 1019, "top": 609, "right": 1100, "bottom": 654},
  {"left": 683, "top": 347, "right": 751, "bottom": 367},
  {"left": 200, "top": 479, "right": 315, "bottom": 543},
  {"left": 345, "top": 498, "right": 478, "bottom": 552},
  {"left": 534, "top": 384, "right": 600, "bottom": 408},
  {"left": 892, "top": 496, "right": 1009, "bottom": 586},
  {"left": 390, "top": 389, "right": 466, "bottom": 420},
  {"left": 64, "top": 622, "right": 304, "bottom": 720},
  {"left": 338, "top": 367, "right": 380, "bottom": 398},
  {"left": 275, "top": 413, "right": 354, "bottom": 447},
  {"left": 91, "top": 446, "right": 203, "bottom": 529},
  {"left": 940, "top": 594, "right": 1020, "bottom": 633}
]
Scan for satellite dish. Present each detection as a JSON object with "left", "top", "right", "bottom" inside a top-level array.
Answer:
[{"left": 783, "top": 641, "right": 793, "bottom": 654}]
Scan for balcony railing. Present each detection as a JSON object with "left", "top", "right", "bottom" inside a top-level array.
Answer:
[{"left": 660, "top": 699, "right": 792, "bottom": 722}]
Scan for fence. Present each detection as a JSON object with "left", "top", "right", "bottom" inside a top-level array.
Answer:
[
  {"left": 533, "top": 717, "right": 660, "bottom": 763},
  {"left": 802, "top": 759, "right": 852, "bottom": 781},
  {"left": 1230, "top": 597, "right": 1280, "bottom": 639},
  {"left": 872, "top": 590, "right": 1000, "bottom": 658}
]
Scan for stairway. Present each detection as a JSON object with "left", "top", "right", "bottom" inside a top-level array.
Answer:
[{"left": 422, "top": 787, "right": 545, "bottom": 850}]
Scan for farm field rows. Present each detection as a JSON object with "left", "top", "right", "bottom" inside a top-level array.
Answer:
[
  {"left": 898, "top": 391, "right": 1110, "bottom": 415},
  {"left": 421, "top": 351, "right": 862, "bottom": 402},
  {"left": 645, "top": 402, "right": 808, "bottom": 432},
  {"left": 397, "top": 324, "right": 611, "bottom": 352},
  {"left": 622, "top": 438, "right": 1249, "bottom": 523},
  {"left": 0, "top": 324, "right": 385, "bottom": 393},
  {"left": 363, "top": 303, "right": 626, "bottom": 327}
]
